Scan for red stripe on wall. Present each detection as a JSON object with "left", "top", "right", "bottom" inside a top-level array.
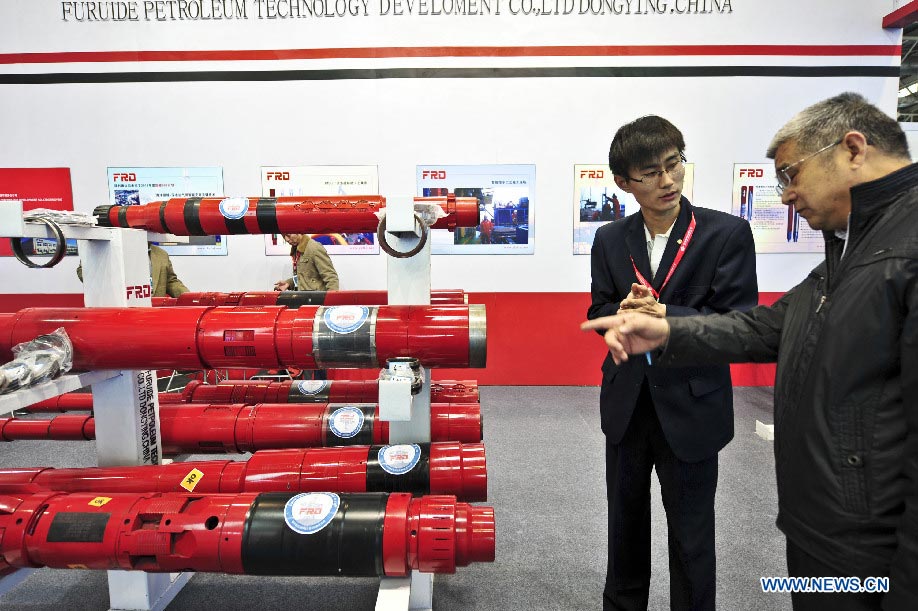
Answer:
[
  {"left": 0, "top": 292, "right": 779, "bottom": 386},
  {"left": 0, "top": 45, "right": 900, "bottom": 65}
]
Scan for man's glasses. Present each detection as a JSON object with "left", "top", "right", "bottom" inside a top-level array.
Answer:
[
  {"left": 775, "top": 139, "right": 842, "bottom": 195},
  {"left": 627, "top": 155, "right": 686, "bottom": 186}
]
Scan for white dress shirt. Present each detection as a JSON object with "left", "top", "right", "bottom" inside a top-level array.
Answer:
[{"left": 644, "top": 219, "right": 677, "bottom": 279}]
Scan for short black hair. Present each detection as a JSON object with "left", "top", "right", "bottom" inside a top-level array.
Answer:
[{"left": 608, "top": 115, "right": 686, "bottom": 178}]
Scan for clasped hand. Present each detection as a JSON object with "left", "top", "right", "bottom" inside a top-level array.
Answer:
[{"left": 619, "top": 283, "right": 665, "bottom": 318}]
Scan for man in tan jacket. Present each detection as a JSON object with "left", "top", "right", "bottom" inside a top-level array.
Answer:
[
  {"left": 273, "top": 234, "right": 339, "bottom": 291},
  {"left": 78, "top": 244, "right": 189, "bottom": 297}
]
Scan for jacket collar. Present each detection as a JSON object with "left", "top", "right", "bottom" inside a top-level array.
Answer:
[
  {"left": 625, "top": 197, "right": 692, "bottom": 292},
  {"left": 651, "top": 197, "right": 692, "bottom": 293},
  {"left": 845, "top": 162, "right": 918, "bottom": 238}
]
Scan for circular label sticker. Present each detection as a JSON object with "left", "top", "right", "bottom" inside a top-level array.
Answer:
[
  {"left": 284, "top": 492, "right": 340, "bottom": 535},
  {"left": 218, "top": 197, "right": 249, "bottom": 220},
  {"left": 323, "top": 306, "right": 369, "bottom": 334},
  {"left": 328, "top": 406, "right": 365, "bottom": 438},
  {"left": 296, "top": 379, "right": 330, "bottom": 396},
  {"left": 378, "top": 444, "right": 422, "bottom": 475}
]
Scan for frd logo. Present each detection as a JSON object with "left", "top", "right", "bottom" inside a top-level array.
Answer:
[
  {"left": 422, "top": 170, "right": 447, "bottom": 179},
  {"left": 739, "top": 168, "right": 764, "bottom": 178},
  {"left": 266, "top": 171, "right": 290, "bottom": 180},
  {"left": 126, "top": 284, "right": 152, "bottom": 300},
  {"left": 113, "top": 173, "right": 137, "bottom": 182},
  {"left": 580, "top": 169, "right": 604, "bottom": 179}
]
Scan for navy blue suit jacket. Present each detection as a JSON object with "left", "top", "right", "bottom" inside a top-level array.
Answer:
[{"left": 587, "top": 198, "right": 758, "bottom": 462}]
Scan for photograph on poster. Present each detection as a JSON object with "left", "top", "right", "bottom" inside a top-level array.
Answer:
[
  {"left": 416, "top": 164, "right": 535, "bottom": 255},
  {"left": 572, "top": 163, "right": 695, "bottom": 255},
  {"left": 0, "top": 168, "right": 79, "bottom": 262},
  {"left": 260, "top": 165, "right": 380, "bottom": 256},
  {"left": 0, "top": 167, "right": 78, "bottom": 259},
  {"left": 731, "top": 163, "right": 823, "bottom": 253},
  {"left": 106, "top": 167, "right": 226, "bottom": 256}
]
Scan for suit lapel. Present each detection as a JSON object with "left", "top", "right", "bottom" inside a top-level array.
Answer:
[
  {"left": 625, "top": 214, "right": 652, "bottom": 285},
  {"left": 652, "top": 198, "right": 692, "bottom": 296}
]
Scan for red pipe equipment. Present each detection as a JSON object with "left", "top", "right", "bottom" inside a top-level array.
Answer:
[
  {"left": 93, "top": 195, "right": 479, "bottom": 235},
  {"left": 170, "top": 378, "right": 481, "bottom": 405},
  {"left": 0, "top": 442, "right": 487, "bottom": 501},
  {"left": 153, "top": 288, "right": 467, "bottom": 308},
  {"left": 0, "top": 304, "right": 487, "bottom": 370},
  {"left": 0, "top": 402, "right": 483, "bottom": 451},
  {"left": 0, "top": 491, "right": 494, "bottom": 576},
  {"left": 25, "top": 379, "right": 480, "bottom": 412}
]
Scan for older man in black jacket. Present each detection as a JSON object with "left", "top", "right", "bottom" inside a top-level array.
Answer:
[{"left": 583, "top": 92, "right": 918, "bottom": 610}]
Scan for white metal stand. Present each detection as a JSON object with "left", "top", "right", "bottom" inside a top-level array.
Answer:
[
  {"left": 0, "top": 200, "right": 191, "bottom": 611},
  {"left": 376, "top": 198, "right": 435, "bottom": 611}
]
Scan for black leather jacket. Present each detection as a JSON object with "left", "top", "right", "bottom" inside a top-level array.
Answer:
[{"left": 661, "top": 164, "right": 918, "bottom": 609}]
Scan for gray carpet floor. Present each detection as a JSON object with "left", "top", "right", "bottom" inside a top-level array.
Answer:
[{"left": 0, "top": 386, "right": 790, "bottom": 610}]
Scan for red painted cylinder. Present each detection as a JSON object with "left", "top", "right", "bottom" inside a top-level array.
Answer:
[
  {"left": 0, "top": 443, "right": 487, "bottom": 501},
  {"left": 0, "top": 305, "right": 486, "bottom": 370},
  {"left": 0, "top": 491, "right": 494, "bottom": 576},
  {"left": 23, "top": 380, "right": 480, "bottom": 412},
  {"left": 0, "top": 403, "right": 482, "bottom": 450},
  {"left": 154, "top": 290, "right": 467, "bottom": 308},
  {"left": 96, "top": 195, "right": 479, "bottom": 235}
]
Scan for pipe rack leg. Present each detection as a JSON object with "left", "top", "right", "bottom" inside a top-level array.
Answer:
[{"left": 376, "top": 572, "right": 434, "bottom": 611}]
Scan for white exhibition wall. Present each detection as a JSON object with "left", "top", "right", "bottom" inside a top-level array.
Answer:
[{"left": 0, "top": 0, "right": 903, "bottom": 294}]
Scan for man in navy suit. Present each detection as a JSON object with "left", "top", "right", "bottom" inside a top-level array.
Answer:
[{"left": 587, "top": 115, "right": 758, "bottom": 610}]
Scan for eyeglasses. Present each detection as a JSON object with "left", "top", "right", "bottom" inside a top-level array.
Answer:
[
  {"left": 775, "top": 139, "right": 842, "bottom": 195},
  {"left": 627, "top": 156, "right": 686, "bottom": 186}
]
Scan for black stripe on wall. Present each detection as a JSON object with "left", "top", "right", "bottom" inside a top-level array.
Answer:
[{"left": 0, "top": 65, "right": 899, "bottom": 84}]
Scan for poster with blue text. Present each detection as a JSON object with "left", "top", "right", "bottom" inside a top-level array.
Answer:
[
  {"left": 260, "top": 165, "right": 380, "bottom": 255},
  {"left": 106, "top": 167, "right": 226, "bottom": 256}
]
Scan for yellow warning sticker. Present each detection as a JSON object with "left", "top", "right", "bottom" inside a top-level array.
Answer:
[
  {"left": 88, "top": 497, "right": 112, "bottom": 507},
  {"left": 181, "top": 468, "right": 205, "bottom": 492}
]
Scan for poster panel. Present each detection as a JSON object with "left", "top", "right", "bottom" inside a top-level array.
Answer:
[
  {"left": 573, "top": 163, "right": 695, "bottom": 254},
  {"left": 0, "top": 167, "right": 76, "bottom": 258},
  {"left": 260, "top": 165, "right": 380, "bottom": 255},
  {"left": 731, "top": 163, "right": 823, "bottom": 253},
  {"left": 106, "top": 167, "right": 227, "bottom": 256},
  {"left": 416, "top": 164, "right": 535, "bottom": 255}
]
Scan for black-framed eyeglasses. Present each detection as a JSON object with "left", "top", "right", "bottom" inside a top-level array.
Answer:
[
  {"left": 627, "top": 154, "right": 687, "bottom": 186},
  {"left": 775, "top": 139, "right": 842, "bottom": 195}
]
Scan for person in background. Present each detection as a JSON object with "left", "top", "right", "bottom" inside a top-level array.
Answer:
[
  {"left": 479, "top": 217, "right": 494, "bottom": 244},
  {"left": 77, "top": 243, "right": 188, "bottom": 297},
  {"left": 583, "top": 92, "right": 918, "bottom": 610},
  {"left": 273, "top": 233, "right": 339, "bottom": 291},
  {"left": 588, "top": 115, "right": 758, "bottom": 611}
]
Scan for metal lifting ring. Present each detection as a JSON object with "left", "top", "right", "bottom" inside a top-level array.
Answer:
[
  {"left": 10, "top": 217, "right": 68, "bottom": 269},
  {"left": 377, "top": 213, "right": 429, "bottom": 259}
]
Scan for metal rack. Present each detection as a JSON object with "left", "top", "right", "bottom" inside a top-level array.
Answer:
[{"left": 0, "top": 200, "right": 192, "bottom": 610}]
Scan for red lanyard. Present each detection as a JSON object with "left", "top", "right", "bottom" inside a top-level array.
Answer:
[
  {"left": 629, "top": 211, "right": 696, "bottom": 300},
  {"left": 291, "top": 247, "right": 301, "bottom": 271}
]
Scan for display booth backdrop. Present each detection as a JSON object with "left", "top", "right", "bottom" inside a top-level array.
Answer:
[{"left": 0, "top": 0, "right": 902, "bottom": 384}]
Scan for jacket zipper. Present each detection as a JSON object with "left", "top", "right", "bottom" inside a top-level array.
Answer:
[{"left": 816, "top": 295, "right": 826, "bottom": 313}]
